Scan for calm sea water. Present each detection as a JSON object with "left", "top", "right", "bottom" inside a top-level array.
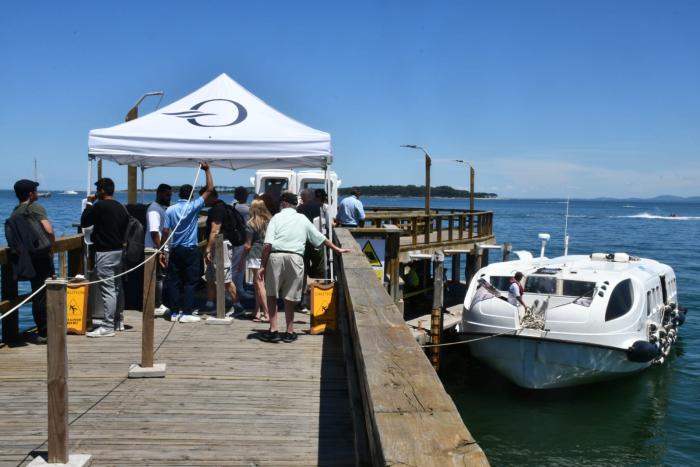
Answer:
[{"left": 1, "top": 192, "right": 698, "bottom": 465}]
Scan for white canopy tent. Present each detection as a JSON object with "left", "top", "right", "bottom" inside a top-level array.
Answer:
[
  {"left": 87, "top": 73, "right": 336, "bottom": 277},
  {"left": 88, "top": 73, "right": 332, "bottom": 170}
]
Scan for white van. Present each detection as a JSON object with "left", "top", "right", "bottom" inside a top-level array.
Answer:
[{"left": 250, "top": 169, "right": 341, "bottom": 219}]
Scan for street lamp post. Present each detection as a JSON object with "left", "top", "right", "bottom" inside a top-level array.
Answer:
[
  {"left": 125, "top": 92, "right": 164, "bottom": 204},
  {"left": 454, "top": 160, "right": 475, "bottom": 213},
  {"left": 401, "top": 145, "right": 432, "bottom": 215}
]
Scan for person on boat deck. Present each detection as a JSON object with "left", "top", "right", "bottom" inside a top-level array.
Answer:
[
  {"left": 508, "top": 272, "right": 529, "bottom": 313},
  {"left": 162, "top": 161, "right": 214, "bottom": 323}
]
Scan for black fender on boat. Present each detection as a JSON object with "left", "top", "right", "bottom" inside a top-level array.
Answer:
[{"left": 627, "top": 341, "right": 661, "bottom": 363}]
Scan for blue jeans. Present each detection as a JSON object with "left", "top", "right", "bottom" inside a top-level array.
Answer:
[{"left": 166, "top": 246, "right": 201, "bottom": 314}]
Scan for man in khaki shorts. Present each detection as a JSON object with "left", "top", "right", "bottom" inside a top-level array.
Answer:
[{"left": 257, "top": 192, "right": 349, "bottom": 343}]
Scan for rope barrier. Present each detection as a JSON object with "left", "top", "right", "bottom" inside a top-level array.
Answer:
[
  {"left": 0, "top": 165, "right": 203, "bottom": 323},
  {"left": 419, "top": 328, "right": 519, "bottom": 348}
]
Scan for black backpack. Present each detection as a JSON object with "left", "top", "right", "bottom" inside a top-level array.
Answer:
[
  {"left": 223, "top": 204, "right": 247, "bottom": 247},
  {"left": 121, "top": 206, "right": 145, "bottom": 264},
  {"left": 4, "top": 205, "right": 51, "bottom": 259}
]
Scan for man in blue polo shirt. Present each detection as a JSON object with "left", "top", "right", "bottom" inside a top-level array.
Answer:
[
  {"left": 162, "top": 161, "right": 214, "bottom": 322},
  {"left": 336, "top": 188, "right": 365, "bottom": 227}
]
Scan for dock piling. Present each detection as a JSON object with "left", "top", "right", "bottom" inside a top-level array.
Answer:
[
  {"left": 206, "top": 234, "right": 233, "bottom": 325},
  {"left": 430, "top": 251, "right": 445, "bottom": 371}
]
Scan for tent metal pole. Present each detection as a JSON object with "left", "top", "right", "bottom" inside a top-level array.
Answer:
[
  {"left": 325, "top": 164, "right": 334, "bottom": 280},
  {"left": 140, "top": 166, "right": 145, "bottom": 203},
  {"left": 86, "top": 157, "right": 93, "bottom": 196}
]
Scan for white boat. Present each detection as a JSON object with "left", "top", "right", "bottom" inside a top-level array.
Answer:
[
  {"left": 61, "top": 190, "right": 79, "bottom": 195},
  {"left": 460, "top": 249, "right": 688, "bottom": 389}
]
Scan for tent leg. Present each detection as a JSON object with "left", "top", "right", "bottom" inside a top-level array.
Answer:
[
  {"left": 140, "top": 166, "right": 145, "bottom": 203},
  {"left": 86, "top": 158, "right": 93, "bottom": 197},
  {"left": 324, "top": 165, "right": 334, "bottom": 280}
]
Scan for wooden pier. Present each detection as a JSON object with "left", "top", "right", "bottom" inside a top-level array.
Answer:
[
  {"left": 0, "top": 309, "right": 355, "bottom": 466},
  {"left": 0, "top": 212, "right": 491, "bottom": 466}
]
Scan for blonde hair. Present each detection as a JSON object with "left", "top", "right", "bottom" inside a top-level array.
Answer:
[{"left": 248, "top": 198, "right": 272, "bottom": 234}]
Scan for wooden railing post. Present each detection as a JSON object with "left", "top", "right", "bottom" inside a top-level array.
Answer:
[
  {"left": 128, "top": 249, "right": 167, "bottom": 379},
  {"left": 411, "top": 218, "right": 418, "bottom": 246},
  {"left": 424, "top": 215, "right": 430, "bottom": 245},
  {"left": 45, "top": 278, "right": 69, "bottom": 463},
  {"left": 459, "top": 214, "right": 465, "bottom": 240},
  {"left": 1, "top": 263, "right": 19, "bottom": 342},
  {"left": 385, "top": 228, "right": 401, "bottom": 306},
  {"left": 141, "top": 249, "right": 156, "bottom": 368},
  {"left": 430, "top": 252, "right": 444, "bottom": 371},
  {"left": 468, "top": 213, "right": 474, "bottom": 239},
  {"left": 448, "top": 215, "right": 454, "bottom": 242},
  {"left": 436, "top": 216, "right": 442, "bottom": 243}
]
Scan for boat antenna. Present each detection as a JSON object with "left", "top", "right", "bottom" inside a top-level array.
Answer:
[{"left": 563, "top": 196, "right": 570, "bottom": 256}]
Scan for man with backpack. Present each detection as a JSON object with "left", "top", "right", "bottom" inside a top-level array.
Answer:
[
  {"left": 202, "top": 187, "right": 247, "bottom": 315},
  {"left": 80, "top": 177, "right": 129, "bottom": 338},
  {"left": 5, "top": 179, "right": 55, "bottom": 342}
]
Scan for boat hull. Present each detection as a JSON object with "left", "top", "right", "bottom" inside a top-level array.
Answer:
[{"left": 464, "top": 334, "right": 650, "bottom": 389}]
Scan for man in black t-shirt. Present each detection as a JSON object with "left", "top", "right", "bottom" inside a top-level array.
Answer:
[
  {"left": 80, "top": 178, "right": 129, "bottom": 337},
  {"left": 202, "top": 188, "right": 242, "bottom": 315}
]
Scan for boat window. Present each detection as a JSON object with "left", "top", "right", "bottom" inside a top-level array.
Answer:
[
  {"left": 605, "top": 279, "right": 634, "bottom": 321},
  {"left": 562, "top": 280, "right": 596, "bottom": 297},
  {"left": 525, "top": 276, "right": 556, "bottom": 294},
  {"left": 490, "top": 276, "right": 512, "bottom": 292},
  {"left": 646, "top": 291, "right": 652, "bottom": 316}
]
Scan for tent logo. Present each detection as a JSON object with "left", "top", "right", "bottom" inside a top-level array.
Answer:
[{"left": 163, "top": 98, "right": 248, "bottom": 127}]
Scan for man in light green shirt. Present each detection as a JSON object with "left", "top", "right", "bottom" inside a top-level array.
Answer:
[{"left": 257, "top": 192, "right": 349, "bottom": 343}]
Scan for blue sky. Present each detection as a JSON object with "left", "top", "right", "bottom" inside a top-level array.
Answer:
[{"left": 1, "top": 0, "right": 698, "bottom": 198}]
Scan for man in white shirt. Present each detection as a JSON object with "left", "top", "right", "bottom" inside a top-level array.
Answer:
[
  {"left": 145, "top": 183, "right": 172, "bottom": 316},
  {"left": 508, "top": 272, "right": 529, "bottom": 312}
]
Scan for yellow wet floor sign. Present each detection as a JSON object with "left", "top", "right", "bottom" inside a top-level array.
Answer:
[
  {"left": 310, "top": 282, "right": 337, "bottom": 334},
  {"left": 66, "top": 282, "right": 89, "bottom": 335}
]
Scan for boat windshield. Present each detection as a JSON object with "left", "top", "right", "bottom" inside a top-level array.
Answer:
[{"left": 525, "top": 276, "right": 556, "bottom": 294}]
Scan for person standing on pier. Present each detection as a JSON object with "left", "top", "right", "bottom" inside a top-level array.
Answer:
[
  {"left": 145, "top": 183, "right": 172, "bottom": 317},
  {"left": 81, "top": 178, "right": 128, "bottom": 338},
  {"left": 6, "top": 179, "right": 55, "bottom": 342},
  {"left": 162, "top": 161, "right": 214, "bottom": 322},
  {"left": 257, "top": 192, "right": 350, "bottom": 343},
  {"left": 202, "top": 187, "right": 245, "bottom": 316},
  {"left": 336, "top": 188, "right": 365, "bottom": 227}
]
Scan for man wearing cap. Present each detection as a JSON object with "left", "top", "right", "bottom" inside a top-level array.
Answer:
[
  {"left": 257, "top": 192, "right": 350, "bottom": 343},
  {"left": 81, "top": 177, "right": 129, "bottom": 338},
  {"left": 162, "top": 161, "right": 214, "bottom": 323},
  {"left": 8, "top": 179, "right": 55, "bottom": 342}
]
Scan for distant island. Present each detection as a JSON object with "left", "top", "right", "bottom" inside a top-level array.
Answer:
[{"left": 339, "top": 185, "right": 497, "bottom": 198}]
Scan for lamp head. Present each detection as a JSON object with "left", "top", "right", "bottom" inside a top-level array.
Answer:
[{"left": 401, "top": 144, "right": 418, "bottom": 149}]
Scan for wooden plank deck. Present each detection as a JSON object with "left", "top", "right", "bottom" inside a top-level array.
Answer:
[{"left": 0, "top": 309, "right": 355, "bottom": 466}]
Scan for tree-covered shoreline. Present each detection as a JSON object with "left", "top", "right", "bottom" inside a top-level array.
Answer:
[{"left": 339, "top": 185, "right": 497, "bottom": 198}]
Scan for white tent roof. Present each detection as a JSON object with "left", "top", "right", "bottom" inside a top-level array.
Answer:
[{"left": 88, "top": 74, "right": 332, "bottom": 169}]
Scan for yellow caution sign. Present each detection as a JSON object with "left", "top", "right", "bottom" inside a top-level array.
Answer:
[
  {"left": 66, "top": 282, "right": 89, "bottom": 335},
  {"left": 310, "top": 282, "right": 337, "bottom": 334},
  {"left": 362, "top": 240, "right": 382, "bottom": 267},
  {"left": 361, "top": 239, "right": 385, "bottom": 281}
]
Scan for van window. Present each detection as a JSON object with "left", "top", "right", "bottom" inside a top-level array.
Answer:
[
  {"left": 525, "top": 276, "right": 556, "bottom": 294},
  {"left": 605, "top": 279, "right": 634, "bottom": 321},
  {"left": 300, "top": 180, "right": 326, "bottom": 191}
]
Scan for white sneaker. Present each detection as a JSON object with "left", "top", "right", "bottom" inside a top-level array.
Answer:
[
  {"left": 116, "top": 322, "right": 125, "bottom": 332},
  {"left": 86, "top": 326, "right": 115, "bottom": 338},
  {"left": 178, "top": 314, "right": 201, "bottom": 323},
  {"left": 154, "top": 305, "right": 169, "bottom": 317}
]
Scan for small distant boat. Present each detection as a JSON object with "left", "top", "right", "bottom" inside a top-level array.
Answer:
[
  {"left": 61, "top": 190, "right": 79, "bottom": 195},
  {"left": 34, "top": 158, "right": 51, "bottom": 198}
]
